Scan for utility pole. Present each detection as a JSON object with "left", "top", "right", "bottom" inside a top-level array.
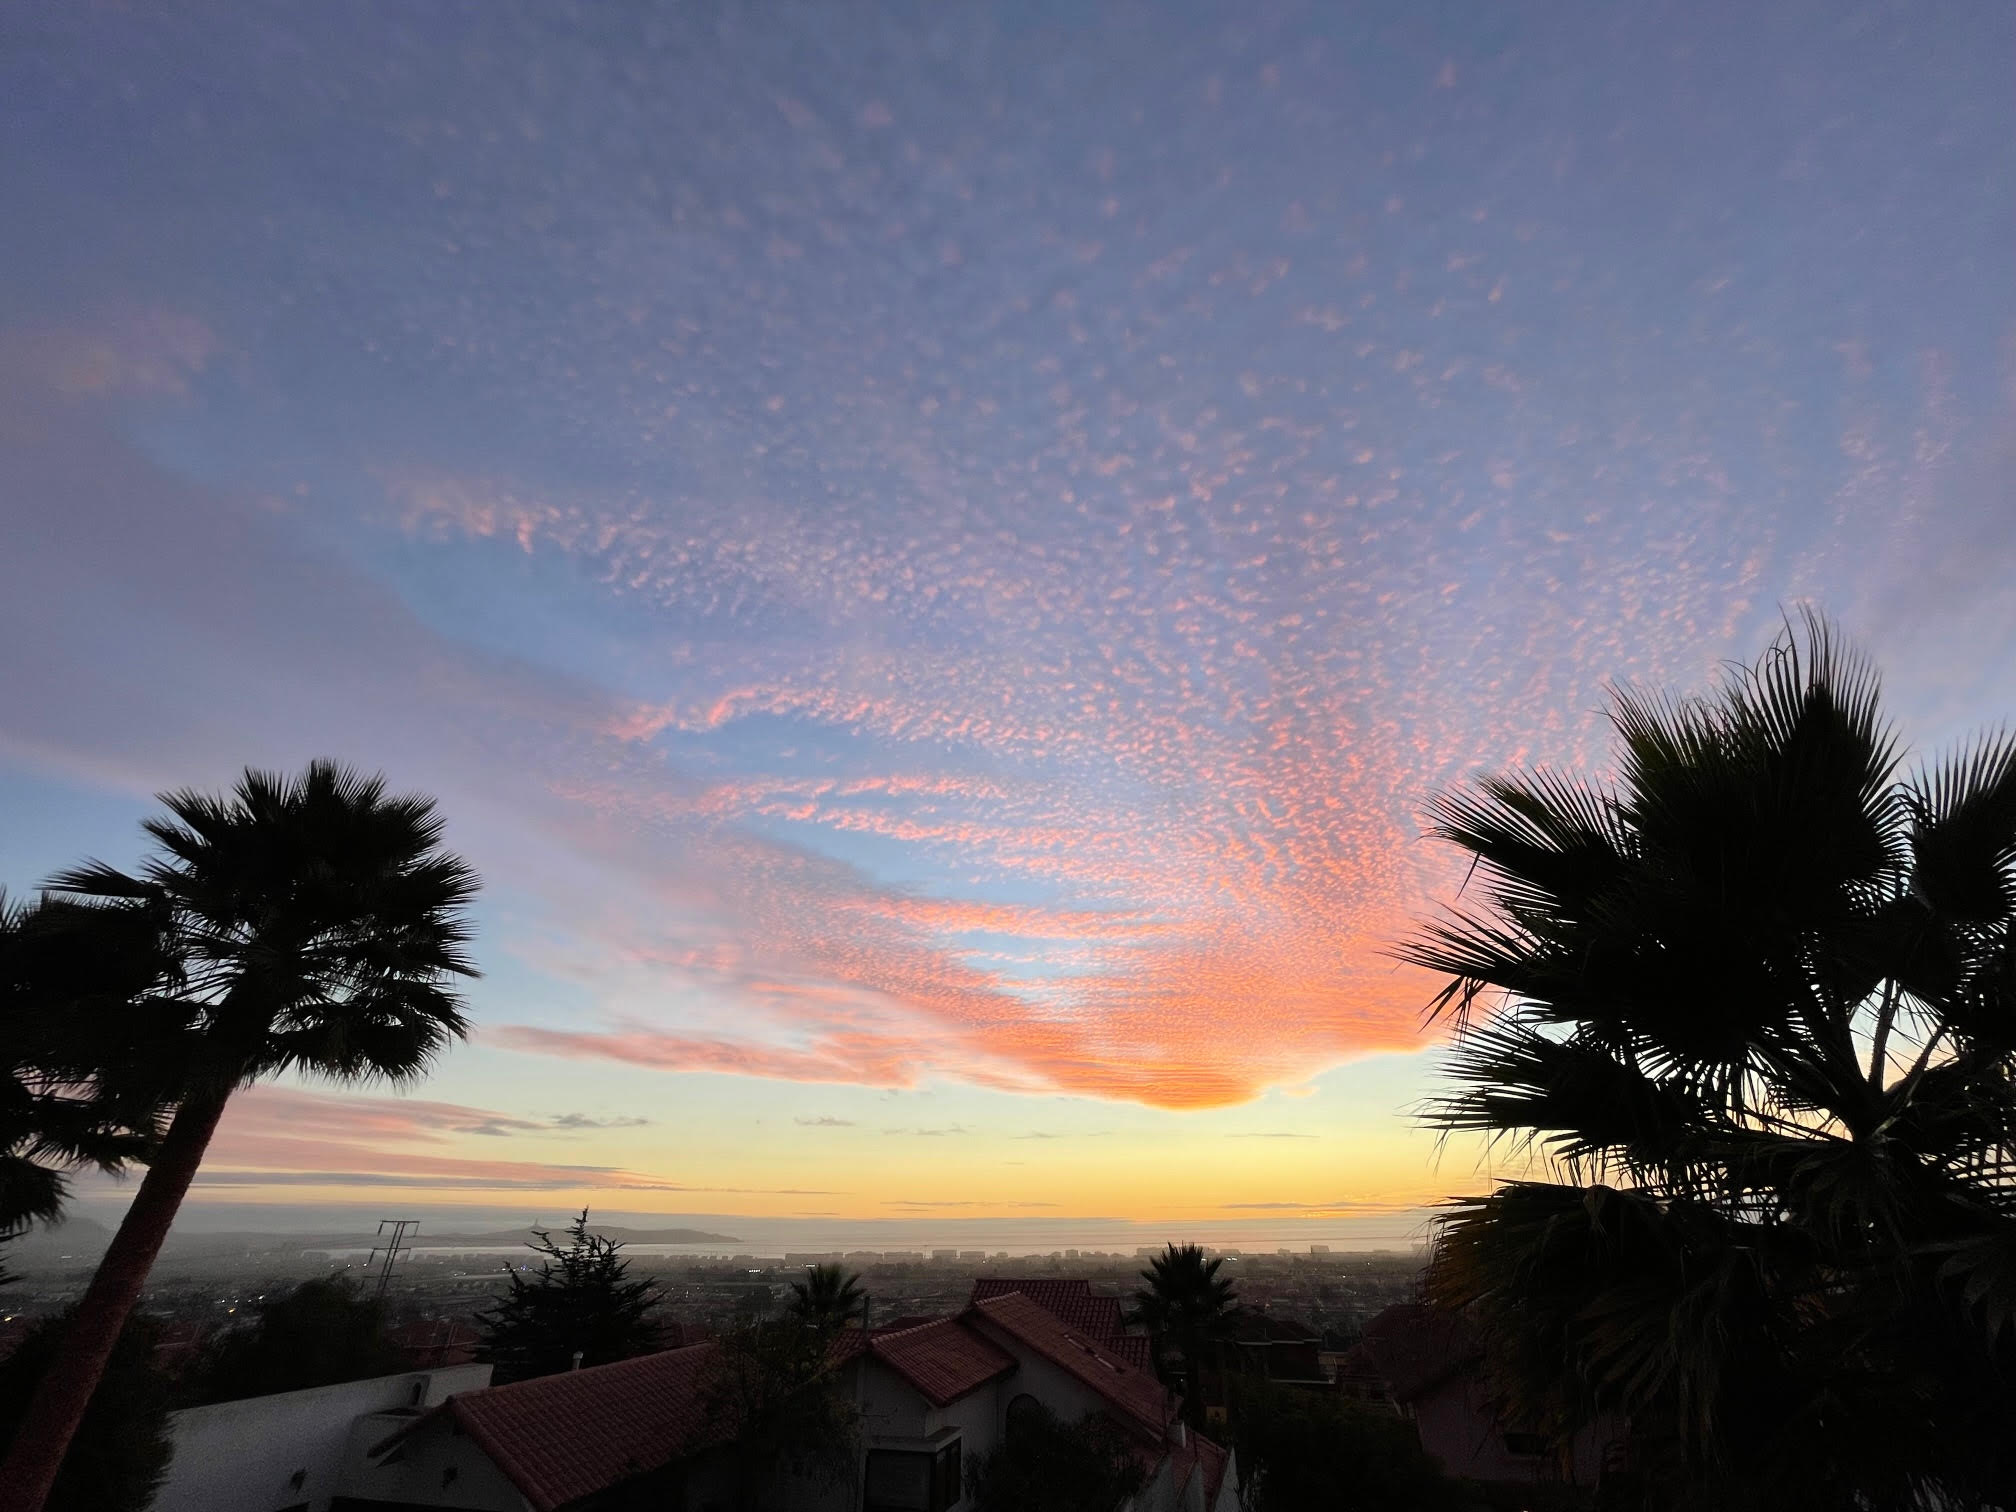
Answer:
[{"left": 368, "top": 1219, "right": 419, "bottom": 1301}]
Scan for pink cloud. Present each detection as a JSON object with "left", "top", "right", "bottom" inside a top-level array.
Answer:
[{"left": 197, "top": 1087, "right": 827, "bottom": 1196}]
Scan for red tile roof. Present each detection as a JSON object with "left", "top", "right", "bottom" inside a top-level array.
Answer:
[
  {"left": 856, "top": 1316, "right": 1017, "bottom": 1407},
  {"left": 1105, "top": 1333, "right": 1153, "bottom": 1370},
  {"left": 965, "top": 1292, "right": 1175, "bottom": 1439},
  {"left": 969, "top": 1278, "right": 1125, "bottom": 1338},
  {"left": 968, "top": 1278, "right": 1152, "bottom": 1370},
  {"left": 384, "top": 1343, "right": 728, "bottom": 1512}
]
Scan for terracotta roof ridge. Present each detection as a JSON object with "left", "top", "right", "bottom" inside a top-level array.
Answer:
[
  {"left": 964, "top": 1293, "right": 1173, "bottom": 1437},
  {"left": 445, "top": 1393, "right": 539, "bottom": 1506},
  {"left": 472, "top": 1338, "right": 717, "bottom": 1398},
  {"left": 871, "top": 1314, "right": 962, "bottom": 1341}
]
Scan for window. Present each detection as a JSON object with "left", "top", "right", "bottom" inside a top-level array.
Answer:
[
  {"left": 864, "top": 1441, "right": 962, "bottom": 1512},
  {"left": 1006, "top": 1393, "right": 1044, "bottom": 1438}
]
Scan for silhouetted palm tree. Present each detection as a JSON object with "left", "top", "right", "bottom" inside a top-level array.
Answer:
[
  {"left": 1129, "top": 1242, "right": 1237, "bottom": 1423},
  {"left": 0, "top": 763, "right": 478, "bottom": 1512},
  {"left": 787, "top": 1262, "right": 864, "bottom": 1336},
  {"left": 1405, "top": 615, "right": 2016, "bottom": 1510}
]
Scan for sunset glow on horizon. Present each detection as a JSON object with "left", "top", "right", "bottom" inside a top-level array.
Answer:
[{"left": 3, "top": 2, "right": 2012, "bottom": 1232}]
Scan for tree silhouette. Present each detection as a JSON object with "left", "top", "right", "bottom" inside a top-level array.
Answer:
[
  {"left": 963, "top": 1400, "right": 1145, "bottom": 1512},
  {"left": 701, "top": 1314, "right": 859, "bottom": 1512},
  {"left": 192, "top": 1276, "right": 410, "bottom": 1404},
  {"left": 1407, "top": 615, "right": 2016, "bottom": 1509},
  {"left": 787, "top": 1262, "right": 864, "bottom": 1336},
  {"left": 1128, "top": 1242, "right": 1237, "bottom": 1423},
  {"left": 476, "top": 1209, "right": 665, "bottom": 1382},
  {"left": 1228, "top": 1376, "right": 1460, "bottom": 1512},
  {"left": 0, "top": 762, "right": 479, "bottom": 1512}
]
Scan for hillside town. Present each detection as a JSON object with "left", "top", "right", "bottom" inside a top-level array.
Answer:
[{"left": 3, "top": 1231, "right": 1604, "bottom": 1512}]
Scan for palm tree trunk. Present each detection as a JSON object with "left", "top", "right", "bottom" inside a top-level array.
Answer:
[{"left": 0, "top": 1081, "right": 233, "bottom": 1512}]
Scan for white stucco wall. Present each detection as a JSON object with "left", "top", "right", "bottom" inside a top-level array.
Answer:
[
  {"left": 855, "top": 1353, "right": 937, "bottom": 1444},
  {"left": 344, "top": 1409, "right": 531, "bottom": 1510},
  {"left": 844, "top": 1329, "right": 1196, "bottom": 1512},
  {"left": 154, "top": 1364, "right": 492, "bottom": 1512},
  {"left": 959, "top": 1326, "right": 1121, "bottom": 1437},
  {"left": 957, "top": 1319, "right": 1189, "bottom": 1512},
  {"left": 922, "top": 1375, "right": 1006, "bottom": 1511}
]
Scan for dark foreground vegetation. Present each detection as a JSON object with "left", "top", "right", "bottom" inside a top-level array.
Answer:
[{"left": 1409, "top": 615, "right": 2016, "bottom": 1510}]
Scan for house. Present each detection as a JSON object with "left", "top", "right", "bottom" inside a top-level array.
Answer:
[
  {"left": 1352, "top": 1303, "right": 1623, "bottom": 1492},
  {"left": 152, "top": 1362, "right": 495, "bottom": 1512},
  {"left": 369, "top": 1285, "right": 1236, "bottom": 1511},
  {"left": 837, "top": 1289, "right": 1236, "bottom": 1512},
  {"left": 153, "top": 1279, "right": 1238, "bottom": 1512},
  {"left": 965, "top": 1277, "right": 1152, "bottom": 1369},
  {"left": 362, "top": 1342, "right": 735, "bottom": 1510}
]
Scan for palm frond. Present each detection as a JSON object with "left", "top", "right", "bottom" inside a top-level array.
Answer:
[
  {"left": 1907, "top": 729, "right": 2016, "bottom": 927},
  {"left": 1428, "top": 1020, "right": 1704, "bottom": 1182}
]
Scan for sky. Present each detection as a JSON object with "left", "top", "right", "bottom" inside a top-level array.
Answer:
[{"left": 2, "top": 1, "right": 2013, "bottom": 1243}]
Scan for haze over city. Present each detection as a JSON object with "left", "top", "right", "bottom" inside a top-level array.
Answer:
[{"left": 4, "top": 0, "right": 2013, "bottom": 1249}]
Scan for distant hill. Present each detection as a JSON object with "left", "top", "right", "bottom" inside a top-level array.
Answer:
[{"left": 1, "top": 1216, "right": 115, "bottom": 1270}]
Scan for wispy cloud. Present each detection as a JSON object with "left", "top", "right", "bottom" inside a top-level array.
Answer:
[
  {"left": 549, "top": 1112, "right": 653, "bottom": 1130},
  {"left": 884, "top": 1199, "right": 1060, "bottom": 1209},
  {"left": 9, "top": 0, "right": 2013, "bottom": 1150},
  {"left": 1226, "top": 1132, "right": 1319, "bottom": 1140},
  {"left": 794, "top": 1116, "right": 856, "bottom": 1127},
  {"left": 1013, "top": 1130, "right": 1110, "bottom": 1140},
  {"left": 182, "top": 1088, "right": 832, "bottom": 1198},
  {"left": 1221, "top": 1199, "right": 1425, "bottom": 1214}
]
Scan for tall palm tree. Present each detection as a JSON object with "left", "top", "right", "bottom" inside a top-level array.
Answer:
[
  {"left": 1404, "top": 615, "right": 2016, "bottom": 1510},
  {"left": 0, "top": 762, "right": 479, "bottom": 1512},
  {"left": 787, "top": 1262, "right": 865, "bottom": 1336},
  {"left": 1129, "top": 1242, "right": 1237, "bottom": 1422}
]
